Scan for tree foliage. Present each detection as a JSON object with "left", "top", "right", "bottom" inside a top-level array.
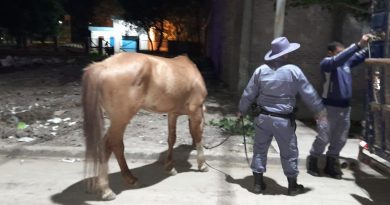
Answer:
[
  {"left": 90, "top": 0, "right": 124, "bottom": 27},
  {"left": 117, "top": 0, "right": 211, "bottom": 51},
  {"left": 0, "top": 0, "right": 64, "bottom": 47},
  {"left": 60, "top": 0, "right": 97, "bottom": 42}
]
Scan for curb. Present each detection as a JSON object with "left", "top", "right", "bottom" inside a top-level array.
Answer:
[{"left": 0, "top": 144, "right": 308, "bottom": 166}]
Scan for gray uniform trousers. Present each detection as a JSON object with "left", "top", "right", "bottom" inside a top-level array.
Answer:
[
  {"left": 251, "top": 114, "right": 299, "bottom": 177},
  {"left": 310, "top": 106, "right": 351, "bottom": 157}
]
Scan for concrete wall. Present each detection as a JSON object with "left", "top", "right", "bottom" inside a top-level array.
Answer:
[{"left": 208, "top": 0, "right": 370, "bottom": 120}]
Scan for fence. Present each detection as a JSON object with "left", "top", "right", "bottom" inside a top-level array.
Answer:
[{"left": 360, "top": 0, "right": 390, "bottom": 174}]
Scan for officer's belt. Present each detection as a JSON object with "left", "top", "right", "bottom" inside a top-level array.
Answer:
[{"left": 260, "top": 109, "right": 295, "bottom": 119}]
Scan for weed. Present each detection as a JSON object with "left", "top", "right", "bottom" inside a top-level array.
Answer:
[{"left": 208, "top": 116, "right": 255, "bottom": 137}]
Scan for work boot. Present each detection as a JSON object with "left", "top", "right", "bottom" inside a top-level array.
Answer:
[
  {"left": 287, "top": 177, "right": 304, "bottom": 196},
  {"left": 253, "top": 172, "right": 266, "bottom": 194},
  {"left": 324, "top": 156, "right": 343, "bottom": 179},
  {"left": 307, "top": 155, "right": 320, "bottom": 176}
]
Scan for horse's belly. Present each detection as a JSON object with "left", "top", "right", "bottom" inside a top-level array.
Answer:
[{"left": 142, "top": 96, "right": 186, "bottom": 113}]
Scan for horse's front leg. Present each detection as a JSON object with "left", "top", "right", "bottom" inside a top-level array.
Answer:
[
  {"left": 189, "top": 108, "right": 208, "bottom": 172},
  {"left": 165, "top": 113, "right": 178, "bottom": 175}
]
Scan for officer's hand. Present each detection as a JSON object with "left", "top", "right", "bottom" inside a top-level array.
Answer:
[{"left": 315, "top": 109, "right": 327, "bottom": 125}]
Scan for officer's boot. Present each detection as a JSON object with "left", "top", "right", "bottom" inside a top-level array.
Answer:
[
  {"left": 287, "top": 177, "right": 304, "bottom": 196},
  {"left": 324, "top": 156, "right": 343, "bottom": 179},
  {"left": 253, "top": 172, "right": 266, "bottom": 194},
  {"left": 307, "top": 155, "right": 320, "bottom": 176}
]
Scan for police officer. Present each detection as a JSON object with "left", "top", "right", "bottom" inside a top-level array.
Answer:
[
  {"left": 307, "top": 34, "right": 372, "bottom": 179},
  {"left": 238, "top": 37, "right": 327, "bottom": 196}
]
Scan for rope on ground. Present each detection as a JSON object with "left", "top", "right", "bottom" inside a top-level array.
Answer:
[
  {"left": 202, "top": 135, "right": 232, "bottom": 149},
  {"left": 203, "top": 117, "right": 251, "bottom": 174},
  {"left": 204, "top": 161, "right": 232, "bottom": 177}
]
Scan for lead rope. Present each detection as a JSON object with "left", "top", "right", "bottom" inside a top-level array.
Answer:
[
  {"left": 204, "top": 117, "right": 252, "bottom": 178},
  {"left": 241, "top": 117, "right": 251, "bottom": 167},
  {"left": 368, "top": 41, "right": 371, "bottom": 58}
]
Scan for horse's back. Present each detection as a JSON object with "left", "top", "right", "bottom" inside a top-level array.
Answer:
[{"left": 85, "top": 52, "right": 206, "bottom": 115}]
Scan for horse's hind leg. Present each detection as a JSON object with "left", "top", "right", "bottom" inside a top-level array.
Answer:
[
  {"left": 189, "top": 107, "right": 208, "bottom": 172},
  {"left": 98, "top": 121, "right": 136, "bottom": 200},
  {"left": 95, "top": 131, "right": 116, "bottom": 200},
  {"left": 106, "top": 119, "right": 139, "bottom": 186},
  {"left": 165, "top": 113, "right": 178, "bottom": 175}
]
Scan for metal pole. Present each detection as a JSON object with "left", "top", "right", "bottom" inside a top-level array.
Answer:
[{"left": 274, "top": 0, "right": 286, "bottom": 38}]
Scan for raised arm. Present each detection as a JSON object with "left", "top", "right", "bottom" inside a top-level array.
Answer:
[{"left": 320, "top": 44, "right": 360, "bottom": 72}]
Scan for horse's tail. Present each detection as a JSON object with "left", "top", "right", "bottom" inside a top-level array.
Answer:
[{"left": 82, "top": 64, "right": 104, "bottom": 191}]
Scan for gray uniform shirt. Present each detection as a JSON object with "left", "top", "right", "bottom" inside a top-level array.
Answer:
[{"left": 239, "top": 63, "right": 324, "bottom": 115}]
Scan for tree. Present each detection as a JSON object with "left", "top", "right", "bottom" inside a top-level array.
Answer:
[
  {"left": 60, "top": 0, "right": 97, "bottom": 43},
  {"left": 117, "top": 0, "right": 211, "bottom": 52},
  {"left": 90, "top": 0, "right": 124, "bottom": 27},
  {"left": 0, "top": 0, "right": 64, "bottom": 48},
  {"left": 30, "top": 0, "right": 65, "bottom": 44}
]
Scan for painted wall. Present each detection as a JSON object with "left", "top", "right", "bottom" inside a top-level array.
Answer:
[{"left": 89, "top": 20, "right": 148, "bottom": 53}]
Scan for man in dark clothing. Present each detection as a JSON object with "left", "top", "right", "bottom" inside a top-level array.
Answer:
[{"left": 307, "top": 34, "right": 372, "bottom": 179}]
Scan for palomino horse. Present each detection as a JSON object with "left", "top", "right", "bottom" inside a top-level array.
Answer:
[{"left": 82, "top": 52, "right": 208, "bottom": 200}]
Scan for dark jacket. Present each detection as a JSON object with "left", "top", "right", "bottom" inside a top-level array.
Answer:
[{"left": 320, "top": 43, "right": 368, "bottom": 107}]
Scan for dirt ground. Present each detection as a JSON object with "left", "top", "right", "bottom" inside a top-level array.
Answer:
[
  {"left": 0, "top": 56, "right": 245, "bottom": 153},
  {"left": 0, "top": 54, "right": 363, "bottom": 154}
]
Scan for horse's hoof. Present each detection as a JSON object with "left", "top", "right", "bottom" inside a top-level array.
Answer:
[
  {"left": 199, "top": 164, "right": 209, "bottom": 172},
  {"left": 124, "top": 177, "right": 139, "bottom": 188},
  {"left": 128, "top": 180, "right": 141, "bottom": 188},
  {"left": 101, "top": 189, "right": 116, "bottom": 201},
  {"left": 166, "top": 167, "right": 177, "bottom": 176}
]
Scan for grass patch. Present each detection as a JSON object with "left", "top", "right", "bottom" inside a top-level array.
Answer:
[{"left": 208, "top": 116, "right": 255, "bottom": 137}]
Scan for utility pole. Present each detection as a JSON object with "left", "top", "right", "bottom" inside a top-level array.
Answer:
[{"left": 274, "top": 0, "right": 286, "bottom": 38}]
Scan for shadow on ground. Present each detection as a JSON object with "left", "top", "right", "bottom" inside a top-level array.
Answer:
[
  {"left": 311, "top": 156, "right": 390, "bottom": 205},
  {"left": 225, "top": 174, "right": 312, "bottom": 196},
  {"left": 51, "top": 144, "right": 197, "bottom": 205},
  {"left": 349, "top": 158, "right": 390, "bottom": 205}
]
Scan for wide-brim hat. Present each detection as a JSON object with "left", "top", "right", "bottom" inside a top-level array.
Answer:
[{"left": 264, "top": 37, "right": 300, "bottom": 61}]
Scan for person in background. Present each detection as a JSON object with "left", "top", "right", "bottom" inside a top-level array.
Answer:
[
  {"left": 307, "top": 34, "right": 372, "bottom": 179},
  {"left": 238, "top": 37, "right": 327, "bottom": 196}
]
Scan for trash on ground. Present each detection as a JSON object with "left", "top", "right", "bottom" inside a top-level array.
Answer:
[
  {"left": 18, "top": 137, "right": 35, "bottom": 142},
  {"left": 61, "top": 158, "right": 76, "bottom": 163},
  {"left": 47, "top": 118, "right": 62, "bottom": 124},
  {"left": 54, "top": 110, "right": 66, "bottom": 116},
  {"left": 67, "top": 122, "right": 76, "bottom": 126},
  {"left": 61, "top": 158, "right": 81, "bottom": 163},
  {"left": 17, "top": 122, "right": 28, "bottom": 130},
  {"left": 6, "top": 116, "right": 19, "bottom": 125}
]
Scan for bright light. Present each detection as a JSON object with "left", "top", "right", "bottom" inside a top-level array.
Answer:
[{"left": 58, "top": 20, "right": 63, "bottom": 24}]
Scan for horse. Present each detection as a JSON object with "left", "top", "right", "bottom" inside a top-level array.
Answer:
[{"left": 81, "top": 52, "right": 208, "bottom": 200}]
